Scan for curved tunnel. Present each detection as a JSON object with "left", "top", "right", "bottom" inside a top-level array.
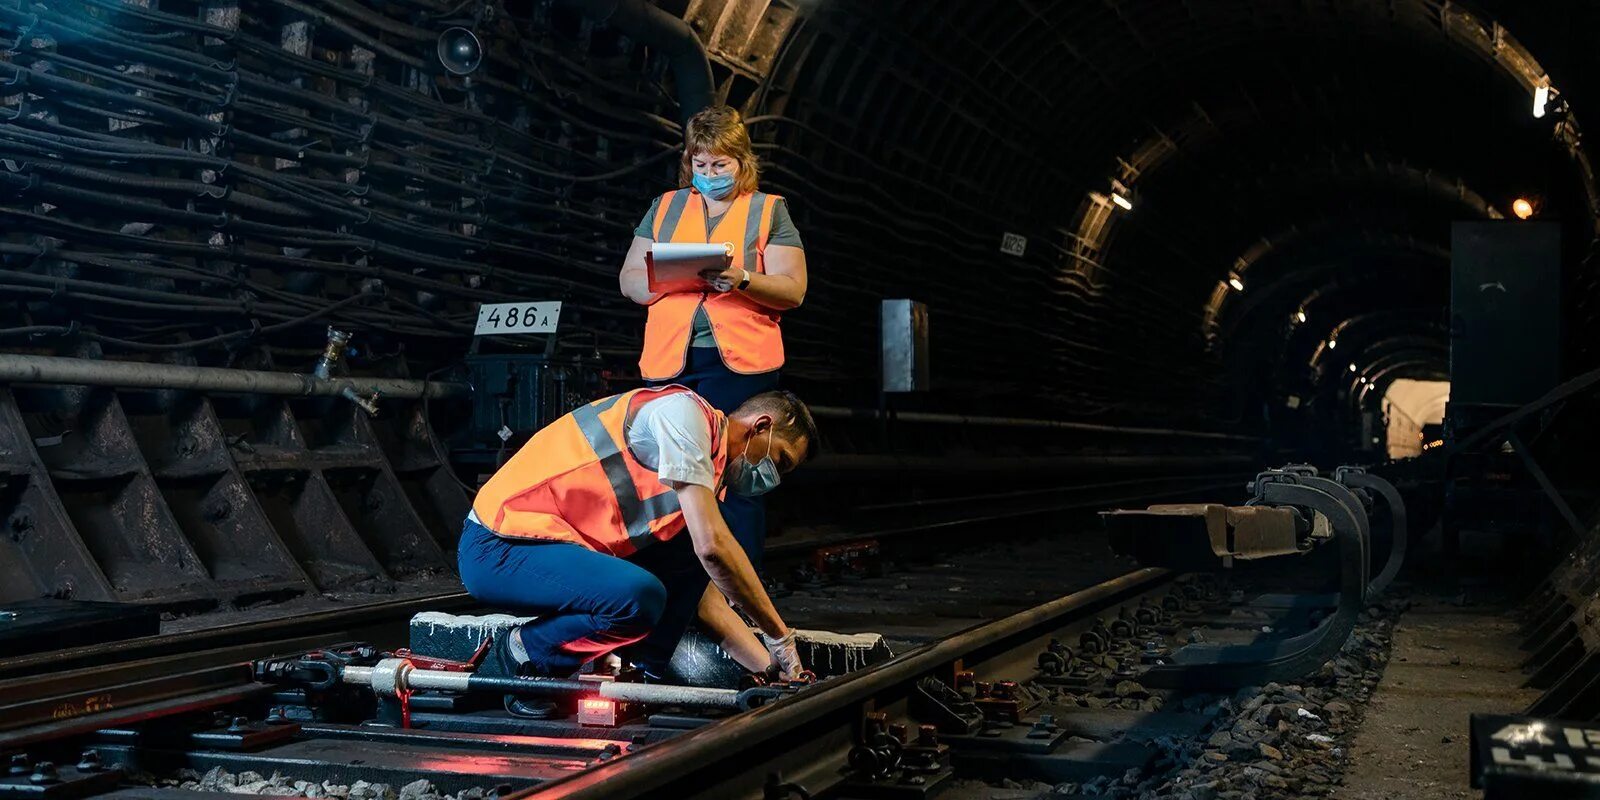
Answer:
[
  {"left": 747, "top": 0, "right": 1597, "bottom": 452},
  {"left": 2, "top": 0, "right": 1594, "bottom": 460}
]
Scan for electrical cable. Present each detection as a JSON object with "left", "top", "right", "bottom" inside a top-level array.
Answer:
[{"left": 419, "top": 362, "right": 481, "bottom": 494}]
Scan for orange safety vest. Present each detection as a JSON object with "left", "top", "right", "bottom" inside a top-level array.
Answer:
[
  {"left": 471, "top": 386, "right": 728, "bottom": 557},
  {"left": 640, "top": 188, "right": 784, "bottom": 380}
]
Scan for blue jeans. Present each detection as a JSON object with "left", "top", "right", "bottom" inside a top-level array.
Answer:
[
  {"left": 650, "top": 345, "right": 779, "bottom": 571},
  {"left": 457, "top": 518, "right": 707, "bottom": 676}
]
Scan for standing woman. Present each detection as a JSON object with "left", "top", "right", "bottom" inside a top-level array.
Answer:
[{"left": 619, "top": 105, "right": 806, "bottom": 663}]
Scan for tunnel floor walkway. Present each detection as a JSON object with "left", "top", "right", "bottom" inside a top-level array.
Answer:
[{"left": 1337, "top": 592, "right": 1538, "bottom": 799}]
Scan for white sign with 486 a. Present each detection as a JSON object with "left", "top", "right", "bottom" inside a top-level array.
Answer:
[{"left": 475, "top": 301, "right": 562, "bottom": 335}]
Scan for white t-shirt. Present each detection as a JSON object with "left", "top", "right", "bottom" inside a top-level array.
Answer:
[{"left": 627, "top": 393, "right": 718, "bottom": 490}]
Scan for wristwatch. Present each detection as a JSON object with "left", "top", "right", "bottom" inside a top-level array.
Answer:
[{"left": 737, "top": 269, "right": 751, "bottom": 291}]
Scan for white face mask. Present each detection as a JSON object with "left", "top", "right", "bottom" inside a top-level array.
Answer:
[{"left": 727, "top": 425, "right": 780, "bottom": 497}]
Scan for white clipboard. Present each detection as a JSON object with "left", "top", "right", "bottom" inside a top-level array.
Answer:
[{"left": 647, "top": 242, "right": 733, "bottom": 294}]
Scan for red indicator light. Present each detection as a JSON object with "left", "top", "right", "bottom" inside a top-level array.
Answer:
[{"left": 578, "top": 698, "right": 618, "bottom": 727}]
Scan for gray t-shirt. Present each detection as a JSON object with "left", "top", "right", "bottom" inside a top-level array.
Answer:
[{"left": 635, "top": 195, "right": 803, "bottom": 348}]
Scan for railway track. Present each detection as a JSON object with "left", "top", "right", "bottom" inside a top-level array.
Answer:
[{"left": 0, "top": 466, "right": 1402, "bottom": 800}]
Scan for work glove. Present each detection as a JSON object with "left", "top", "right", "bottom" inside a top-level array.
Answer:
[{"left": 759, "top": 628, "right": 805, "bottom": 680}]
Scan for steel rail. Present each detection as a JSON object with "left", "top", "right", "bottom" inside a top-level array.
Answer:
[
  {"left": 0, "top": 592, "right": 475, "bottom": 681},
  {"left": 809, "top": 405, "right": 1263, "bottom": 442},
  {"left": 0, "top": 593, "right": 473, "bottom": 746},
  {"left": 766, "top": 477, "right": 1253, "bottom": 556},
  {"left": 510, "top": 568, "right": 1173, "bottom": 800}
]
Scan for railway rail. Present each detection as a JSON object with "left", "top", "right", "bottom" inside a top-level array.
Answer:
[{"left": 0, "top": 465, "right": 1405, "bottom": 800}]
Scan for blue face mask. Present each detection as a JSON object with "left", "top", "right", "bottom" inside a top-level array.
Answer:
[
  {"left": 692, "top": 171, "right": 736, "bottom": 201},
  {"left": 727, "top": 426, "right": 781, "bottom": 497}
]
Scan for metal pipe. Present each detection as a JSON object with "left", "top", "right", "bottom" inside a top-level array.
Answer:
[
  {"left": 345, "top": 659, "right": 749, "bottom": 710},
  {"left": 556, "top": 0, "right": 713, "bottom": 127},
  {"left": 808, "top": 406, "right": 1261, "bottom": 442},
  {"left": 0, "top": 353, "right": 468, "bottom": 399}
]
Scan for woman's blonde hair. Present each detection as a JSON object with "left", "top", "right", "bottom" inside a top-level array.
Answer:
[{"left": 679, "top": 105, "right": 761, "bottom": 196}]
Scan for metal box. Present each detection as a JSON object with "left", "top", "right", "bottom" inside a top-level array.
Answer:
[
  {"left": 458, "top": 354, "right": 604, "bottom": 468},
  {"left": 1450, "top": 221, "right": 1561, "bottom": 409},
  {"left": 881, "top": 299, "right": 930, "bottom": 393}
]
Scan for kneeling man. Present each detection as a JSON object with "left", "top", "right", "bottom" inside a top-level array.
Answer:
[{"left": 459, "top": 385, "right": 816, "bottom": 687}]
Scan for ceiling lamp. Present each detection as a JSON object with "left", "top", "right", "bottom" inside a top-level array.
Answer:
[
  {"left": 1109, "top": 179, "right": 1134, "bottom": 211},
  {"left": 1512, "top": 198, "right": 1534, "bottom": 219},
  {"left": 1534, "top": 84, "right": 1550, "bottom": 119},
  {"left": 1296, "top": 310, "right": 1308, "bottom": 323},
  {"left": 1228, "top": 275, "right": 1245, "bottom": 292},
  {"left": 1327, "top": 339, "right": 1338, "bottom": 350},
  {"left": 1348, "top": 363, "right": 1356, "bottom": 373}
]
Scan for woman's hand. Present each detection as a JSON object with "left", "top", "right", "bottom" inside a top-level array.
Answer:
[
  {"left": 688, "top": 245, "right": 807, "bottom": 308},
  {"left": 698, "top": 265, "right": 745, "bottom": 293}
]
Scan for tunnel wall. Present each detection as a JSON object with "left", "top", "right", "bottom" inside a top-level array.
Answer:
[
  {"left": 8, "top": 0, "right": 1599, "bottom": 430},
  {"left": 0, "top": 0, "right": 1267, "bottom": 427},
  {"left": 0, "top": 0, "right": 687, "bottom": 372}
]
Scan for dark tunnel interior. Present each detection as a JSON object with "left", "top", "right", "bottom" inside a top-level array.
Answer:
[
  {"left": 4, "top": 0, "right": 1597, "bottom": 456},
  {"left": 0, "top": 0, "right": 1596, "bottom": 573},
  {"left": 7, "top": 2, "right": 1600, "bottom": 797}
]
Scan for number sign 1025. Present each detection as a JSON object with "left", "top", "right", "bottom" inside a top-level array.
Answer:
[{"left": 475, "top": 301, "right": 562, "bottom": 335}]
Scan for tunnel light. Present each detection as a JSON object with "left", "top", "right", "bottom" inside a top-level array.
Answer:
[
  {"left": 1111, "top": 192, "right": 1134, "bottom": 211},
  {"left": 1534, "top": 84, "right": 1550, "bottom": 118},
  {"left": 1228, "top": 276, "right": 1245, "bottom": 292},
  {"left": 1513, "top": 198, "right": 1534, "bottom": 219},
  {"left": 1327, "top": 339, "right": 1337, "bottom": 350},
  {"left": 1348, "top": 363, "right": 1357, "bottom": 373},
  {"left": 1296, "top": 310, "right": 1308, "bottom": 323}
]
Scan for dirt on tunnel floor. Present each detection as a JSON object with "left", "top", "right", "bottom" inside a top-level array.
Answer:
[{"left": 1336, "top": 592, "right": 1540, "bottom": 800}]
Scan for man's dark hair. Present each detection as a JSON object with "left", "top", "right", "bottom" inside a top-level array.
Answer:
[{"left": 737, "top": 390, "right": 819, "bottom": 463}]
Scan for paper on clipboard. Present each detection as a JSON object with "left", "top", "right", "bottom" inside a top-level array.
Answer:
[{"left": 647, "top": 242, "right": 734, "bottom": 294}]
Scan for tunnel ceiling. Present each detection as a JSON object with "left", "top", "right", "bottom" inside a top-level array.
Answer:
[
  {"left": 750, "top": 0, "right": 1598, "bottom": 426},
  {"left": 2, "top": 0, "right": 1596, "bottom": 441}
]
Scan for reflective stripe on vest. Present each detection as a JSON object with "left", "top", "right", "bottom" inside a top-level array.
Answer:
[
  {"left": 657, "top": 188, "right": 691, "bottom": 241},
  {"left": 657, "top": 190, "right": 768, "bottom": 272},
  {"left": 640, "top": 189, "right": 783, "bottom": 380},
  {"left": 471, "top": 385, "right": 725, "bottom": 554},
  {"left": 570, "top": 395, "right": 682, "bottom": 551}
]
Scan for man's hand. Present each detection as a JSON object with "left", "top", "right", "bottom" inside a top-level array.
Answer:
[
  {"left": 698, "top": 265, "right": 744, "bottom": 293},
  {"left": 760, "top": 628, "right": 804, "bottom": 680}
]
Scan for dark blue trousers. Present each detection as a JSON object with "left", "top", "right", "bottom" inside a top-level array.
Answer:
[{"left": 457, "top": 517, "right": 707, "bottom": 676}]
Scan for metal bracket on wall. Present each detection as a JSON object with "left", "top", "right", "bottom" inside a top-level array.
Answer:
[{"left": 1506, "top": 431, "right": 1587, "bottom": 540}]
